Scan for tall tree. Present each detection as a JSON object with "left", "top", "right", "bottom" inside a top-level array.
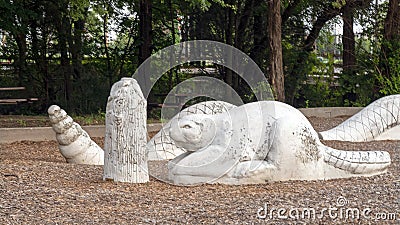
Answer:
[
  {"left": 381, "top": 0, "right": 400, "bottom": 79},
  {"left": 101, "top": 1, "right": 112, "bottom": 88},
  {"left": 139, "top": 0, "right": 152, "bottom": 64},
  {"left": 342, "top": 2, "right": 356, "bottom": 75},
  {"left": 224, "top": 0, "right": 235, "bottom": 92},
  {"left": 342, "top": 1, "right": 357, "bottom": 103},
  {"left": 267, "top": 0, "right": 285, "bottom": 101},
  {"left": 0, "top": 0, "right": 32, "bottom": 86},
  {"left": 284, "top": 0, "right": 372, "bottom": 105},
  {"left": 54, "top": 1, "right": 72, "bottom": 107},
  {"left": 38, "top": 4, "right": 54, "bottom": 106},
  {"left": 250, "top": 1, "right": 268, "bottom": 75},
  {"left": 341, "top": 0, "right": 372, "bottom": 75},
  {"left": 383, "top": 0, "right": 400, "bottom": 41},
  {"left": 138, "top": 0, "right": 153, "bottom": 93}
]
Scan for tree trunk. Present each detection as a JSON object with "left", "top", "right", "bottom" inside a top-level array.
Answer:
[
  {"left": 381, "top": 0, "right": 400, "bottom": 78},
  {"left": 286, "top": 5, "right": 341, "bottom": 105},
  {"left": 33, "top": 7, "right": 54, "bottom": 109},
  {"left": 168, "top": 0, "right": 175, "bottom": 89},
  {"left": 225, "top": 1, "right": 234, "bottom": 92},
  {"left": 138, "top": 0, "right": 153, "bottom": 97},
  {"left": 267, "top": 0, "right": 285, "bottom": 101},
  {"left": 102, "top": 8, "right": 112, "bottom": 89},
  {"left": 139, "top": 0, "right": 152, "bottom": 63},
  {"left": 70, "top": 18, "right": 85, "bottom": 110},
  {"left": 384, "top": 0, "right": 400, "bottom": 41},
  {"left": 250, "top": 1, "right": 268, "bottom": 73},
  {"left": 71, "top": 19, "right": 84, "bottom": 81},
  {"left": 14, "top": 32, "right": 27, "bottom": 86},
  {"left": 235, "top": 0, "right": 254, "bottom": 50},
  {"left": 342, "top": 4, "right": 356, "bottom": 74},
  {"left": 61, "top": 15, "right": 72, "bottom": 110},
  {"left": 342, "top": 3, "right": 357, "bottom": 103},
  {"left": 233, "top": 0, "right": 254, "bottom": 90},
  {"left": 40, "top": 22, "right": 50, "bottom": 104}
]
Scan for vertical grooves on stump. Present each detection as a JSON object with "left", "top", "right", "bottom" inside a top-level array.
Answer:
[{"left": 103, "top": 78, "right": 149, "bottom": 183}]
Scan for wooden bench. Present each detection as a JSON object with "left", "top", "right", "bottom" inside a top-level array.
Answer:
[{"left": 0, "top": 87, "right": 39, "bottom": 105}]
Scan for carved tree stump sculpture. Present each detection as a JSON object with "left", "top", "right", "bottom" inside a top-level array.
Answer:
[{"left": 103, "top": 78, "right": 149, "bottom": 183}]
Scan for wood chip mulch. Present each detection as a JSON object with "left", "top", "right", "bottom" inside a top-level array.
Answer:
[{"left": 0, "top": 117, "right": 399, "bottom": 224}]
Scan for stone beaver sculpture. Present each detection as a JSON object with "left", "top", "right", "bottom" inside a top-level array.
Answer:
[{"left": 168, "top": 101, "right": 391, "bottom": 185}]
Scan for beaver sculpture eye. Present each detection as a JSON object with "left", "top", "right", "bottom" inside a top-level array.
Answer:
[{"left": 182, "top": 124, "right": 192, "bottom": 129}]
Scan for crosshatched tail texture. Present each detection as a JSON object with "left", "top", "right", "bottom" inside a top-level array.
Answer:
[
  {"left": 323, "top": 146, "right": 391, "bottom": 174},
  {"left": 320, "top": 94, "right": 400, "bottom": 142},
  {"left": 103, "top": 78, "right": 149, "bottom": 183},
  {"left": 147, "top": 101, "right": 237, "bottom": 161}
]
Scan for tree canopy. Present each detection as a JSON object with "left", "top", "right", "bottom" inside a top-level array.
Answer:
[{"left": 0, "top": 0, "right": 399, "bottom": 115}]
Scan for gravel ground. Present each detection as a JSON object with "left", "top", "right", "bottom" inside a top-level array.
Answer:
[{"left": 0, "top": 117, "right": 399, "bottom": 224}]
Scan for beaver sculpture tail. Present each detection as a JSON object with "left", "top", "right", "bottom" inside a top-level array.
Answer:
[
  {"left": 48, "top": 105, "right": 104, "bottom": 165},
  {"left": 320, "top": 94, "right": 400, "bottom": 142},
  {"left": 322, "top": 146, "right": 391, "bottom": 175}
]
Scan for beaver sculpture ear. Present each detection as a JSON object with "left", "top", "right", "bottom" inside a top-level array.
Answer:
[{"left": 199, "top": 117, "right": 217, "bottom": 146}]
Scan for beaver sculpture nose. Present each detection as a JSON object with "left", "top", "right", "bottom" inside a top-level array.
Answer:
[{"left": 169, "top": 119, "right": 183, "bottom": 143}]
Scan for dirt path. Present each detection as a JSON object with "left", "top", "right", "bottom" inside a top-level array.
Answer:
[{"left": 0, "top": 118, "right": 399, "bottom": 224}]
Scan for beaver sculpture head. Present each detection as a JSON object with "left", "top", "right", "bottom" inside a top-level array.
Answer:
[{"left": 169, "top": 114, "right": 218, "bottom": 152}]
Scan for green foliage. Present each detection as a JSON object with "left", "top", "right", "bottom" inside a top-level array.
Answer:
[
  {"left": 69, "top": 0, "right": 90, "bottom": 20},
  {"left": 376, "top": 40, "right": 400, "bottom": 95},
  {"left": 296, "top": 53, "right": 341, "bottom": 107},
  {"left": 0, "top": 0, "right": 399, "bottom": 117},
  {"left": 16, "top": 119, "right": 27, "bottom": 127},
  {"left": 0, "top": 0, "right": 37, "bottom": 34},
  {"left": 332, "top": 0, "right": 346, "bottom": 9},
  {"left": 337, "top": 71, "right": 375, "bottom": 107},
  {"left": 185, "top": 0, "right": 236, "bottom": 11},
  {"left": 72, "top": 109, "right": 106, "bottom": 126}
]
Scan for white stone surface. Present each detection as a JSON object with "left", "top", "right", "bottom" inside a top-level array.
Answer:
[
  {"left": 48, "top": 105, "right": 104, "bottom": 165},
  {"left": 147, "top": 101, "right": 236, "bottom": 160},
  {"left": 103, "top": 78, "right": 149, "bottom": 183},
  {"left": 320, "top": 94, "right": 400, "bottom": 141},
  {"left": 168, "top": 101, "right": 391, "bottom": 185}
]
